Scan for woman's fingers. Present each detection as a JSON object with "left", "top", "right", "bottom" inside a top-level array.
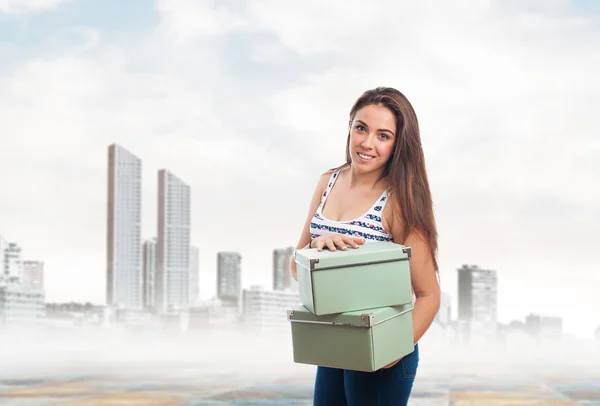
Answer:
[
  {"left": 346, "top": 236, "right": 361, "bottom": 248},
  {"left": 312, "top": 234, "right": 366, "bottom": 251},
  {"left": 313, "top": 236, "right": 329, "bottom": 251},
  {"left": 315, "top": 239, "right": 325, "bottom": 252},
  {"left": 332, "top": 235, "right": 347, "bottom": 250},
  {"left": 325, "top": 239, "right": 337, "bottom": 251},
  {"left": 344, "top": 236, "right": 365, "bottom": 248}
]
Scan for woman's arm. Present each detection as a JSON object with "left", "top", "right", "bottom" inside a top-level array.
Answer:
[
  {"left": 403, "top": 228, "right": 440, "bottom": 344},
  {"left": 382, "top": 205, "right": 440, "bottom": 368},
  {"left": 289, "top": 172, "right": 331, "bottom": 281}
]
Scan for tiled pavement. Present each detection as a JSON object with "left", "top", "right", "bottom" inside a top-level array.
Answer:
[{"left": 0, "top": 363, "right": 598, "bottom": 405}]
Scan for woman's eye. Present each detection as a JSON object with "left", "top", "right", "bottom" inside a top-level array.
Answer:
[
  {"left": 356, "top": 125, "right": 365, "bottom": 132},
  {"left": 379, "top": 133, "right": 389, "bottom": 140}
]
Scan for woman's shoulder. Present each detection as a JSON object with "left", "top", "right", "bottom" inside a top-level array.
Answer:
[
  {"left": 306, "top": 166, "right": 342, "bottom": 207},
  {"left": 312, "top": 164, "right": 347, "bottom": 196},
  {"left": 318, "top": 163, "right": 348, "bottom": 181}
]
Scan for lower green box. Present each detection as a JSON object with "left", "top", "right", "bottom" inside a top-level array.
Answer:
[{"left": 287, "top": 303, "right": 414, "bottom": 372}]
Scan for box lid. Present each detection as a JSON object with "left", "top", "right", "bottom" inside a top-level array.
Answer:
[
  {"left": 287, "top": 303, "right": 413, "bottom": 328},
  {"left": 294, "top": 241, "right": 411, "bottom": 272}
]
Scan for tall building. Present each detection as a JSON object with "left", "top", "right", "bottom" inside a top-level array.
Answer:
[
  {"left": 142, "top": 238, "right": 157, "bottom": 311},
  {"left": 189, "top": 245, "right": 199, "bottom": 306},
  {"left": 217, "top": 251, "right": 241, "bottom": 307},
  {"left": 156, "top": 169, "right": 191, "bottom": 314},
  {"left": 22, "top": 260, "right": 44, "bottom": 290},
  {"left": 106, "top": 144, "right": 142, "bottom": 310},
  {"left": 273, "top": 247, "right": 295, "bottom": 291},
  {"left": 1, "top": 236, "right": 22, "bottom": 283},
  {"left": 457, "top": 264, "right": 498, "bottom": 336}
]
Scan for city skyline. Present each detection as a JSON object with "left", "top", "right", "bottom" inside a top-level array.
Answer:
[
  {"left": 0, "top": 0, "right": 598, "bottom": 339},
  {"left": 2, "top": 226, "right": 575, "bottom": 342},
  {"left": 0, "top": 174, "right": 591, "bottom": 338}
]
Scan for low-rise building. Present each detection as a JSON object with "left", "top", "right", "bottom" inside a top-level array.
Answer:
[
  {"left": 0, "top": 281, "right": 45, "bottom": 326},
  {"left": 242, "top": 285, "right": 300, "bottom": 332}
]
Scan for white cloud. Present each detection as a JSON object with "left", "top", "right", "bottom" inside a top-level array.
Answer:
[
  {"left": 70, "top": 27, "right": 102, "bottom": 52},
  {"left": 0, "top": 0, "right": 69, "bottom": 13},
  {"left": 155, "top": 0, "right": 248, "bottom": 44}
]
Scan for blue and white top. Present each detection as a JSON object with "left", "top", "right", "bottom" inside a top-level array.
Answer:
[{"left": 309, "top": 169, "right": 393, "bottom": 243}]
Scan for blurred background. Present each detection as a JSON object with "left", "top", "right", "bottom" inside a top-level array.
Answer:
[{"left": 0, "top": 0, "right": 598, "bottom": 404}]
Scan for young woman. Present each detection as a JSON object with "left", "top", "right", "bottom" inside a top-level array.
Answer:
[{"left": 289, "top": 87, "right": 440, "bottom": 405}]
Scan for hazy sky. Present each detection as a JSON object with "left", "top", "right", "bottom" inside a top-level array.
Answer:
[{"left": 0, "top": 0, "right": 598, "bottom": 337}]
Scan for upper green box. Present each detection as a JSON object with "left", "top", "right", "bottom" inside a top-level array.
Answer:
[{"left": 294, "top": 241, "right": 412, "bottom": 316}]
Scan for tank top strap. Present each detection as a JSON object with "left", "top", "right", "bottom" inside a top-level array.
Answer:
[
  {"left": 320, "top": 169, "right": 341, "bottom": 204},
  {"left": 364, "top": 189, "right": 390, "bottom": 217}
]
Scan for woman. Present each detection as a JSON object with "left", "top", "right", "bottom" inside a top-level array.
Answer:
[{"left": 289, "top": 87, "right": 440, "bottom": 405}]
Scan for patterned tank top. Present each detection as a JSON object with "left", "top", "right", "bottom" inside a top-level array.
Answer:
[{"left": 309, "top": 169, "right": 393, "bottom": 243}]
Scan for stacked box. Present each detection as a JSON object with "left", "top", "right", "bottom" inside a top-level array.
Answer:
[
  {"left": 288, "top": 241, "right": 415, "bottom": 372},
  {"left": 294, "top": 241, "right": 413, "bottom": 315},
  {"left": 287, "top": 303, "right": 414, "bottom": 372}
]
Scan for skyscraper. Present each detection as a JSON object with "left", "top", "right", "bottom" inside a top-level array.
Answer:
[
  {"left": 106, "top": 144, "right": 142, "bottom": 310},
  {"left": 457, "top": 264, "right": 498, "bottom": 336},
  {"left": 273, "top": 247, "right": 295, "bottom": 291},
  {"left": 217, "top": 251, "right": 241, "bottom": 307},
  {"left": 189, "top": 245, "right": 199, "bottom": 306},
  {"left": 156, "top": 169, "right": 191, "bottom": 314},
  {"left": 142, "top": 237, "right": 157, "bottom": 310}
]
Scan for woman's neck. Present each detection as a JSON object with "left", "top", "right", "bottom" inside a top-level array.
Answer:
[{"left": 347, "top": 165, "right": 386, "bottom": 190}]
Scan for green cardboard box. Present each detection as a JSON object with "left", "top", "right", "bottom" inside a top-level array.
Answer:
[
  {"left": 294, "top": 241, "right": 412, "bottom": 316},
  {"left": 287, "top": 303, "right": 414, "bottom": 372}
]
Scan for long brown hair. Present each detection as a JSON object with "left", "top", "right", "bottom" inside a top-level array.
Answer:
[{"left": 339, "top": 87, "right": 438, "bottom": 272}]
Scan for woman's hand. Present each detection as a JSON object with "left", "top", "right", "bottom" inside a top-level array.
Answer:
[{"left": 310, "top": 234, "right": 365, "bottom": 252}]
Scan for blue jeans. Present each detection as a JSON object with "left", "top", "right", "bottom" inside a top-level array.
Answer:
[{"left": 313, "top": 344, "right": 419, "bottom": 406}]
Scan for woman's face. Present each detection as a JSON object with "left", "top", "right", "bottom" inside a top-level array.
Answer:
[{"left": 349, "top": 103, "right": 397, "bottom": 174}]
